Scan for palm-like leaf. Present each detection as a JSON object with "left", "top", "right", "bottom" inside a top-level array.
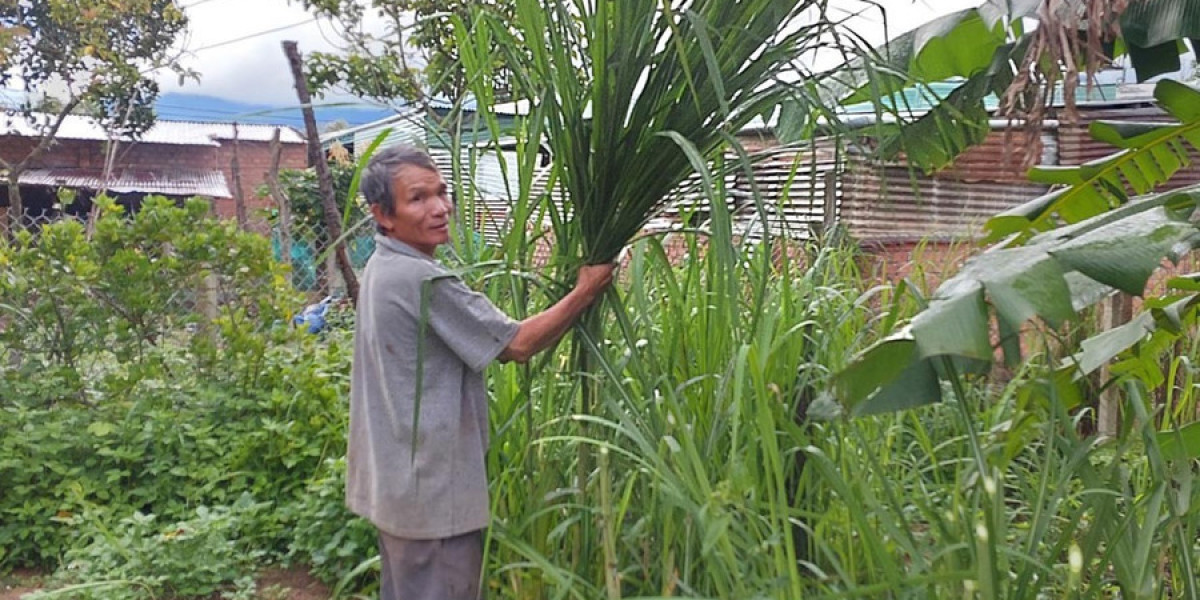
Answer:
[{"left": 472, "top": 0, "right": 838, "bottom": 263}]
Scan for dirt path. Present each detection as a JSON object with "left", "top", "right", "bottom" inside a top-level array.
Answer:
[{"left": 0, "top": 568, "right": 332, "bottom": 600}]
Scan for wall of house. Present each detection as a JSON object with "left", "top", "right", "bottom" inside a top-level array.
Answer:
[
  {"left": 213, "top": 140, "right": 309, "bottom": 223},
  {"left": 0, "top": 135, "right": 308, "bottom": 225}
]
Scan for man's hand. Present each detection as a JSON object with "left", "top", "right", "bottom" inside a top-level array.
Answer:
[{"left": 575, "top": 263, "right": 616, "bottom": 301}]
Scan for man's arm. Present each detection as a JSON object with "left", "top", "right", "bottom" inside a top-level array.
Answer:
[{"left": 498, "top": 264, "right": 615, "bottom": 364}]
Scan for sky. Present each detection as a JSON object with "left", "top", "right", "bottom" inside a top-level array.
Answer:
[{"left": 160, "top": 0, "right": 984, "bottom": 107}]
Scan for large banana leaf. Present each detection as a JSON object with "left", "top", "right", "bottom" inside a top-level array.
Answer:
[
  {"left": 836, "top": 185, "right": 1200, "bottom": 416},
  {"left": 1120, "top": 0, "right": 1200, "bottom": 80},
  {"left": 836, "top": 80, "right": 1200, "bottom": 415},
  {"left": 987, "top": 80, "right": 1200, "bottom": 242}
]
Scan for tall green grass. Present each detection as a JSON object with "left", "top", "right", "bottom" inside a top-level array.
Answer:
[{"left": 431, "top": 132, "right": 1200, "bottom": 597}]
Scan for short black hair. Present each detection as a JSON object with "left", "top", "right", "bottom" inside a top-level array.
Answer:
[{"left": 360, "top": 145, "right": 440, "bottom": 216}]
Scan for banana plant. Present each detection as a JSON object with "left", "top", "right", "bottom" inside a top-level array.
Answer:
[
  {"left": 782, "top": 0, "right": 1200, "bottom": 171},
  {"left": 836, "top": 79, "right": 1200, "bottom": 434}
]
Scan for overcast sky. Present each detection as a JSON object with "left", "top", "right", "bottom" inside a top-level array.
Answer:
[{"left": 159, "top": 0, "right": 983, "bottom": 106}]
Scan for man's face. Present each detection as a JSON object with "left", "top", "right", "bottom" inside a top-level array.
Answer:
[{"left": 372, "top": 164, "right": 453, "bottom": 256}]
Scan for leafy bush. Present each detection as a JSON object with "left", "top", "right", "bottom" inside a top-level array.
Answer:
[
  {"left": 280, "top": 457, "right": 377, "bottom": 585},
  {"left": 0, "top": 197, "right": 357, "bottom": 571},
  {"left": 29, "top": 497, "right": 266, "bottom": 600}
]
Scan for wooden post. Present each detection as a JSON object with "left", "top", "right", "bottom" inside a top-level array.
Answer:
[
  {"left": 822, "top": 170, "right": 837, "bottom": 233},
  {"left": 266, "top": 129, "right": 292, "bottom": 269},
  {"left": 1097, "top": 292, "right": 1133, "bottom": 437},
  {"left": 231, "top": 122, "right": 247, "bottom": 230},
  {"left": 282, "top": 40, "right": 359, "bottom": 305}
]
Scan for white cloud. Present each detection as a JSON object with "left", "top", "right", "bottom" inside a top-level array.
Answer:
[
  {"left": 165, "top": 0, "right": 985, "bottom": 106},
  {"left": 159, "top": 0, "right": 375, "bottom": 106}
]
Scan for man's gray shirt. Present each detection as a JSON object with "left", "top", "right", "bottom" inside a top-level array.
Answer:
[{"left": 347, "top": 235, "right": 519, "bottom": 539}]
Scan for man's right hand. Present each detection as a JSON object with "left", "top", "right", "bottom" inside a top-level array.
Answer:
[{"left": 575, "top": 263, "right": 616, "bottom": 301}]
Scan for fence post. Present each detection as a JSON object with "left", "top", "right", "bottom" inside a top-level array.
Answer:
[
  {"left": 266, "top": 129, "right": 291, "bottom": 269},
  {"left": 1097, "top": 292, "right": 1133, "bottom": 437},
  {"left": 822, "top": 170, "right": 837, "bottom": 233}
]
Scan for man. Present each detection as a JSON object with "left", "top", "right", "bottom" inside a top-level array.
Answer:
[{"left": 346, "top": 145, "right": 614, "bottom": 599}]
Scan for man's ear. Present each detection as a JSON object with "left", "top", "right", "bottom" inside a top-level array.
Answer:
[{"left": 370, "top": 203, "right": 393, "bottom": 232}]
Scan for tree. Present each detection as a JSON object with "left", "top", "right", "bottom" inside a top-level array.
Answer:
[
  {"left": 0, "top": 0, "right": 189, "bottom": 235},
  {"left": 297, "top": 0, "right": 516, "bottom": 106}
]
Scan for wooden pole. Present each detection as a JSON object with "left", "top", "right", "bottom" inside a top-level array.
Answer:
[
  {"left": 282, "top": 40, "right": 359, "bottom": 304},
  {"left": 231, "top": 122, "right": 247, "bottom": 230}
]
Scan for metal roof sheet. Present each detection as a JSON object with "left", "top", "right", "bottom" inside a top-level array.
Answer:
[
  {"left": 0, "top": 113, "right": 305, "bottom": 146},
  {"left": 20, "top": 167, "right": 231, "bottom": 198}
]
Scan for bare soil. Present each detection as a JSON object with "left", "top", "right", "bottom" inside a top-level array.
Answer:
[
  {"left": 0, "top": 570, "right": 43, "bottom": 600},
  {"left": 0, "top": 568, "right": 332, "bottom": 600}
]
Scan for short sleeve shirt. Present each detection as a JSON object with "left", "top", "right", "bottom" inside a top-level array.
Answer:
[{"left": 346, "top": 235, "right": 520, "bottom": 539}]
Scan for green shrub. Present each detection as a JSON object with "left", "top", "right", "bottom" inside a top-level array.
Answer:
[
  {"left": 29, "top": 497, "right": 266, "bottom": 600},
  {"left": 280, "top": 457, "right": 377, "bottom": 585}
]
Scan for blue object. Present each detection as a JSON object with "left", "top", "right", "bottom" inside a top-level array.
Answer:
[{"left": 293, "top": 296, "right": 334, "bottom": 334}]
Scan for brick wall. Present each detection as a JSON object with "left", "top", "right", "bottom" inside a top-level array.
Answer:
[{"left": 213, "top": 140, "right": 308, "bottom": 222}]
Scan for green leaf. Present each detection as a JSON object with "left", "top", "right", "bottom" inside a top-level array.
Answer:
[
  {"left": 911, "top": 279, "right": 992, "bottom": 361},
  {"left": 841, "top": 9, "right": 1010, "bottom": 105},
  {"left": 86, "top": 422, "right": 115, "bottom": 437},
  {"left": 1049, "top": 202, "right": 1200, "bottom": 295},
  {"left": 986, "top": 81, "right": 1200, "bottom": 240},
  {"left": 1157, "top": 421, "right": 1200, "bottom": 461},
  {"left": 873, "top": 70, "right": 994, "bottom": 171},
  {"left": 1126, "top": 40, "right": 1183, "bottom": 82},
  {"left": 1120, "top": 0, "right": 1200, "bottom": 48},
  {"left": 834, "top": 333, "right": 944, "bottom": 415},
  {"left": 1072, "top": 311, "right": 1156, "bottom": 375},
  {"left": 1155, "top": 78, "right": 1200, "bottom": 121},
  {"left": 973, "top": 246, "right": 1076, "bottom": 329}
]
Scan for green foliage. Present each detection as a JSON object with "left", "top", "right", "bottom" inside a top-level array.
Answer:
[
  {"left": 300, "top": 0, "right": 516, "bottom": 103},
  {"left": 0, "top": 198, "right": 353, "bottom": 572},
  {"left": 266, "top": 158, "right": 362, "bottom": 236},
  {"left": 838, "top": 80, "right": 1200, "bottom": 416},
  {"left": 0, "top": 0, "right": 189, "bottom": 136},
  {"left": 461, "top": 0, "right": 840, "bottom": 265},
  {"left": 281, "top": 458, "right": 377, "bottom": 587},
  {"left": 29, "top": 500, "right": 266, "bottom": 600},
  {"left": 989, "top": 79, "right": 1200, "bottom": 241},
  {"left": 791, "top": 0, "right": 1200, "bottom": 171},
  {"left": 0, "top": 195, "right": 295, "bottom": 405}
]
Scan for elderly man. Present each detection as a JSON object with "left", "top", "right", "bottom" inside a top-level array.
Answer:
[{"left": 346, "top": 145, "right": 614, "bottom": 599}]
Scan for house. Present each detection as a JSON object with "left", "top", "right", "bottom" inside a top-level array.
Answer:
[{"left": 0, "top": 114, "right": 308, "bottom": 228}]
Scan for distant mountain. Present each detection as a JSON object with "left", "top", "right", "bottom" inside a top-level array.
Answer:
[{"left": 155, "top": 93, "right": 394, "bottom": 131}]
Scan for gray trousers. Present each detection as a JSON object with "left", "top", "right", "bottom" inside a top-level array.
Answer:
[{"left": 377, "top": 529, "right": 484, "bottom": 600}]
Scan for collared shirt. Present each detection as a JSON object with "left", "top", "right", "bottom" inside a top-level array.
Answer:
[{"left": 346, "top": 235, "right": 520, "bottom": 539}]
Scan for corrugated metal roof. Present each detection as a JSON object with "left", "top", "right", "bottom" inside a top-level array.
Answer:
[
  {"left": 20, "top": 167, "right": 231, "bottom": 198},
  {"left": 0, "top": 113, "right": 305, "bottom": 146}
]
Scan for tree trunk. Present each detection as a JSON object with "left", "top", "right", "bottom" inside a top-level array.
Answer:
[{"left": 282, "top": 40, "right": 359, "bottom": 305}]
